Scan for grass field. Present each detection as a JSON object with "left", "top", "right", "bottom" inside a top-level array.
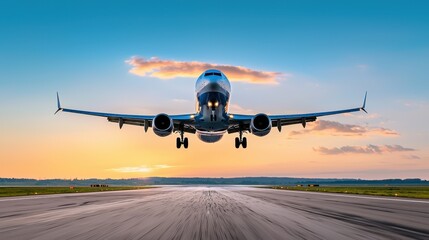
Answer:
[
  {"left": 0, "top": 186, "right": 153, "bottom": 197},
  {"left": 269, "top": 186, "right": 429, "bottom": 199}
]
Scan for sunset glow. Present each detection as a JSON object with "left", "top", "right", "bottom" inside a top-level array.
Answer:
[{"left": 0, "top": 1, "right": 428, "bottom": 180}]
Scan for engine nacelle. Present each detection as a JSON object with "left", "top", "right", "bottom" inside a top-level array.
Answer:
[
  {"left": 250, "top": 113, "right": 272, "bottom": 137},
  {"left": 152, "top": 113, "right": 173, "bottom": 137}
]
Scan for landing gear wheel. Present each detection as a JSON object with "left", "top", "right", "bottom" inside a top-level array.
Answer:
[
  {"left": 235, "top": 137, "right": 240, "bottom": 149},
  {"left": 242, "top": 137, "right": 247, "bottom": 149},
  {"left": 183, "top": 137, "right": 189, "bottom": 149},
  {"left": 176, "top": 137, "right": 181, "bottom": 149}
]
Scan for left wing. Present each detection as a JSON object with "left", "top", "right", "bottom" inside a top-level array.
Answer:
[
  {"left": 228, "top": 92, "right": 367, "bottom": 133},
  {"left": 55, "top": 93, "right": 196, "bottom": 133}
]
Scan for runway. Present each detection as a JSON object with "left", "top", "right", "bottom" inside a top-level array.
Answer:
[{"left": 0, "top": 186, "right": 428, "bottom": 240}]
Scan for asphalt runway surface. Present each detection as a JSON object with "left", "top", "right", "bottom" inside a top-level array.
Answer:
[{"left": 0, "top": 186, "right": 428, "bottom": 240}]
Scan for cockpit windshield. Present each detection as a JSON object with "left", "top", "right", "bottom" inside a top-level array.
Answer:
[{"left": 204, "top": 72, "right": 222, "bottom": 77}]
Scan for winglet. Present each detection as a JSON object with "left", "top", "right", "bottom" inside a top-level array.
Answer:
[
  {"left": 54, "top": 92, "right": 63, "bottom": 114},
  {"left": 361, "top": 91, "right": 368, "bottom": 113}
]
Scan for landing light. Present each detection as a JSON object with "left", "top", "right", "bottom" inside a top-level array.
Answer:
[
  {"left": 208, "top": 102, "right": 213, "bottom": 107},
  {"left": 214, "top": 102, "right": 219, "bottom": 107}
]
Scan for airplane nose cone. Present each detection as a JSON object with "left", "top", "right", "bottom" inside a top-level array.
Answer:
[
  {"left": 207, "top": 75, "right": 221, "bottom": 81},
  {"left": 206, "top": 81, "right": 222, "bottom": 91}
]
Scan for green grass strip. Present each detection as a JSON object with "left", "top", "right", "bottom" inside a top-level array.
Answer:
[
  {"left": 0, "top": 186, "right": 153, "bottom": 197},
  {"left": 268, "top": 186, "right": 429, "bottom": 199}
]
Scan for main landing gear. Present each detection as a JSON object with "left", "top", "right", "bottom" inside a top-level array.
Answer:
[
  {"left": 235, "top": 131, "right": 247, "bottom": 149},
  {"left": 176, "top": 130, "right": 188, "bottom": 149}
]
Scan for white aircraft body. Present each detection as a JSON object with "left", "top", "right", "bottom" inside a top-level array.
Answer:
[{"left": 56, "top": 69, "right": 367, "bottom": 148}]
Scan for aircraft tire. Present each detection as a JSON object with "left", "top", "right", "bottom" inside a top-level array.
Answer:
[
  {"left": 176, "top": 137, "right": 181, "bottom": 149},
  {"left": 242, "top": 137, "right": 247, "bottom": 148},
  {"left": 235, "top": 137, "right": 240, "bottom": 148},
  {"left": 184, "top": 137, "right": 189, "bottom": 149}
]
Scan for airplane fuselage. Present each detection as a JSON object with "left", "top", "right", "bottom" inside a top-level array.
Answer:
[{"left": 193, "top": 69, "right": 231, "bottom": 143}]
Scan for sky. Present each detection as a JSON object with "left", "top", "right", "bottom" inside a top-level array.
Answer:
[{"left": 0, "top": 0, "right": 428, "bottom": 180}]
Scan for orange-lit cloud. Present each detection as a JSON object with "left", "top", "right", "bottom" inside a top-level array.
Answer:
[
  {"left": 343, "top": 112, "right": 380, "bottom": 119},
  {"left": 126, "top": 57, "right": 283, "bottom": 84},
  {"left": 405, "top": 155, "right": 421, "bottom": 160},
  {"left": 228, "top": 104, "right": 255, "bottom": 114},
  {"left": 313, "top": 144, "right": 415, "bottom": 155},
  {"left": 110, "top": 164, "right": 173, "bottom": 173},
  {"left": 289, "top": 120, "right": 398, "bottom": 137}
]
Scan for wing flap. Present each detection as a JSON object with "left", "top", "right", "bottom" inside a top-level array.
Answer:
[
  {"left": 274, "top": 116, "right": 317, "bottom": 127},
  {"left": 108, "top": 117, "right": 150, "bottom": 127}
]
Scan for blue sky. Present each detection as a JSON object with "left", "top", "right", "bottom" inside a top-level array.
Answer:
[
  {"left": 1, "top": 1, "right": 428, "bottom": 98},
  {"left": 0, "top": 0, "right": 428, "bottom": 179}
]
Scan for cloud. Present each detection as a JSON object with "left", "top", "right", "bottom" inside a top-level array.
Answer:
[
  {"left": 356, "top": 64, "right": 369, "bottom": 71},
  {"left": 343, "top": 112, "right": 380, "bottom": 119},
  {"left": 313, "top": 144, "right": 416, "bottom": 155},
  {"left": 404, "top": 155, "right": 421, "bottom": 160},
  {"left": 172, "top": 98, "right": 190, "bottom": 103},
  {"left": 110, "top": 164, "right": 173, "bottom": 173},
  {"left": 289, "top": 120, "right": 398, "bottom": 137},
  {"left": 154, "top": 164, "right": 173, "bottom": 169},
  {"left": 402, "top": 100, "right": 429, "bottom": 109},
  {"left": 126, "top": 57, "right": 284, "bottom": 84},
  {"left": 228, "top": 104, "right": 255, "bottom": 114}
]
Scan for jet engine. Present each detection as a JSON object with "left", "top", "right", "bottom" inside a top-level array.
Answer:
[
  {"left": 250, "top": 113, "right": 272, "bottom": 137},
  {"left": 152, "top": 113, "right": 173, "bottom": 137}
]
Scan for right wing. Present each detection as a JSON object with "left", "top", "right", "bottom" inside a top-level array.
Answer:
[{"left": 228, "top": 92, "right": 367, "bottom": 133}]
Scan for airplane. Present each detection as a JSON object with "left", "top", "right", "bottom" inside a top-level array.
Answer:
[{"left": 56, "top": 69, "right": 367, "bottom": 149}]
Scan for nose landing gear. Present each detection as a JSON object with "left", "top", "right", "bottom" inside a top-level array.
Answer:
[{"left": 210, "top": 110, "right": 217, "bottom": 122}]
